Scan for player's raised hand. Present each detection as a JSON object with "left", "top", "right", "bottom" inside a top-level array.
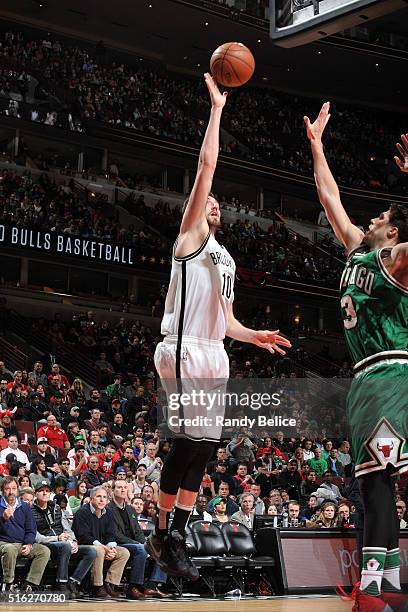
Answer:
[
  {"left": 394, "top": 133, "right": 408, "bottom": 173},
  {"left": 204, "top": 72, "right": 227, "bottom": 109},
  {"left": 304, "top": 102, "right": 331, "bottom": 143},
  {"left": 252, "top": 330, "right": 292, "bottom": 355}
]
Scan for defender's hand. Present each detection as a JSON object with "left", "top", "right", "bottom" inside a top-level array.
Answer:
[
  {"left": 304, "top": 102, "right": 331, "bottom": 143},
  {"left": 394, "top": 133, "right": 408, "bottom": 173}
]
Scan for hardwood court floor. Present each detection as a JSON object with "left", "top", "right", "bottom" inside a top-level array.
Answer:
[{"left": 0, "top": 596, "right": 352, "bottom": 611}]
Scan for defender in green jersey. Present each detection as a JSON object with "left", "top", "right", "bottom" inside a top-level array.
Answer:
[
  {"left": 340, "top": 245, "right": 408, "bottom": 477},
  {"left": 306, "top": 103, "right": 408, "bottom": 609}
]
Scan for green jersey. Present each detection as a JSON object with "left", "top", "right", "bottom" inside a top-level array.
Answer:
[{"left": 339, "top": 245, "right": 408, "bottom": 366}]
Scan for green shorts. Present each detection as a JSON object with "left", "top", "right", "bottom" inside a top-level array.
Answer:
[{"left": 347, "top": 362, "right": 408, "bottom": 477}]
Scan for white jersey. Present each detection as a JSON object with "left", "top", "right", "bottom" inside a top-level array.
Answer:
[{"left": 161, "top": 232, "right": 236, "bottom": 342}]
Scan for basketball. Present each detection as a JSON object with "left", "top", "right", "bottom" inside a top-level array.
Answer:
[{"left": 210, "top": 42, "right": 255, "bottom": 87}]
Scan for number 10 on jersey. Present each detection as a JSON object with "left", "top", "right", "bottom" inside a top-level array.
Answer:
[{"left": 221, "top": 272, "right": 233, "bottom": 300}]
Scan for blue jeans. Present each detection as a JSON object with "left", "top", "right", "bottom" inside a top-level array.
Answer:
[
  {"left": 121, "top": 543, "right": 167, "bottom": 585},
  {"left": 46, "top": 541, "right": 96, "bottom": 584}
]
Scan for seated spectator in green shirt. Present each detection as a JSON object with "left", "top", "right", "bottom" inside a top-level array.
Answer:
[{"left": 307, "top": 448, "right": 328, "bottom": 476}]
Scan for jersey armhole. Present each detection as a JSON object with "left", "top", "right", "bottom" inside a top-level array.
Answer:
[
  {"left": 173, "top": 232, "right": 211, "bottom": 262},
  {"left": 377, "top": 248, "right": 408, "bottom": 294}
]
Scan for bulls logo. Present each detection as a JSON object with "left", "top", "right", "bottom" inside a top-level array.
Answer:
[
  {"left": 377, "top": 440, "right": 394, "bottom": 459},
  {"left": 202, "top": 522, "right": 211, "bottom": 532},
  {"left": 231, "top": 523, "right": 240, "bottom": 534}
]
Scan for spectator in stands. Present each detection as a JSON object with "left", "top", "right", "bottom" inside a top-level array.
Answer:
[
  {"left": 115, "top": 447, "right": 138, "bottom": 475},
  {"left": 86, "top": 431, "right": 106, "bottom": 455},
  {"left": 109, "top": 413, "right": 130, "bottom": 442},
  {"left": 211, "top": 497, "right": 230, "bottom": 524},
  {"left": 32, "top": 479, "right": 96, "bottom": 595},
  {"left": 396, "top": 501, "right": 407, "bottom": 529},
  {"left": 302, "top": 494, "right": 319, "bottom": 521},
  {"left": 108, "top": 480, "right": 168, "bottom": 599},
  {"left": 0, "top": 435, "right": 30, "bottom": 469},
  {"left": 268, "top": 489, "right": 283, "bottom": 511},
  {"left": 288, "top": 500, "right": 301, "bottom": 526},
  {"left": 250, "top": 483, "right": 265, "bottom": 515},
  {"left": 207, "top": 447, "right": 229, "bottom": 474},
  {"left": 315, "top": 471, "right": 343, "bottom": 506},
  {"left": 131, "top": 464, "right": 148, "bottom": 497},
  {"left": 273, "top": 431, "right": 290, "bottom": 456},
  {"left": 95, "top": 353, "right": 115, "bottom": 387},
  {"left": 307, "top": 447, "right": 328, "bottom": 476},
  {"left": 28, "top": 362, "right": 48, "bottom": 387},
  {"left": 321, "top": 439, "right": 333, "bottom": 460},
  {"left": 0, "top": 454, "right": 18, "bottom": 478},
  {"left": 68, "top": 379, "right": 86, "bottom": 408},
  {"left": 207, "top": 483, "right": 239, "bottom": 516},
  {"left": 68, "top": 480, "right": 88, "bottom": 514},
  {"left": 0, "top": 426, "right": 8, "bottom": 450},
  {"left": 301, "top": 439, "right": 315, "bottom": 462},
  {"left": 231, "top": 493, "right": 256, "bottom": 530},
  {"left": 29, "top": 458, "right": 49, "bottom": 490},
  {"left": 233, "top": 463, "right": 255, "bottom": 495},
  {"left": 0, "top": 379, "right": 12, "bottom": 409},
  {"left": 81, "top": 456, "right": 106, "bottom": 489},
  {"left": 138, "top": 442, "right": 161, "bottom": 482},
  {"left": 36, "top": 415, "right": 70, "bottom": 450},
  {"left": 48, "top": 364, "right": 69, "bottom": 388},
  {"left": 24, "top": 393, "right": 49, "bottom": 422},
  {"left": 227, "top": 431, "right": 255, "bottom": 464},
  {"left": 337, "top": 440, "right": 352, "bottom": 468},
  {"left": 84, "top": 389, "right": 108, "bottom": 416},
  {"left": 0, "top": 362, "right": 13, "bottom": 382},
  {"left": 300, "top": 470, "right": 318, "bottom": 502},
  {"left": 105, "top": 398, "right": 124, "bottom": 424},
  {"left": 0, "top": 476, "right": 51, "bottom": 592},
  {"left": 84, "top": 408, "right": 109, "bottom": 434},
  {"left": 19, "top": 487, "right": 35, "bottom": 506},
  {"left": 278, "top": 459, "right": 302, "bottom": 500},
  {"left": 0, "top": 410, "right": 18, "bottom": 439},
  {"left": 338, "top": 502, "right": 353, "bottom": 527},
  {"left": 308, "top": 501, "right": 338, "bottom": 528},
  {"left": 73, "top": 485, "right": 130, "bottom": 598},
  {"left": 326, "top": 448, "right": 345, "bottom": 477},
  {"left": 95, "top": 445, "right": 118, "bottom": 479},
  {"left": 106, "top": 375, "right": 126, "bottom": 400},
  {"left": 191, "top": 495, "right": 212, "bottom": 521},
  {"left": 210, "top": 460, "right": 236, "bottom": 495}
]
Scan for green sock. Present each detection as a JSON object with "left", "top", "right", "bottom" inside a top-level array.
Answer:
[
  {"left": 382, "top": 548, "right": 401, "bottom": 593},
  {"left": 360, "top": 547, "right": 386, "bottom": 596}
]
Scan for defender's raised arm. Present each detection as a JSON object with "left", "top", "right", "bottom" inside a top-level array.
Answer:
[{"left": 304, "top": 102, "right": 364, "bottom": 253}]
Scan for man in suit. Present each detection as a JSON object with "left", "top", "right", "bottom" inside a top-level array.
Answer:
[
  {"left": 230, "top": 493, "right": 255, "bottom": 530},
  {"left": 107, "top": 480, "right": 169, "bottom": 599}
]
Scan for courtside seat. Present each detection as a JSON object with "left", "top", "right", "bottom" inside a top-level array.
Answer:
[
  {"left": 185, "top": 525, "right": 198, "bottom": 555},
  {"left": 189, "top": 521, "right": 227, "bottom": 595}
]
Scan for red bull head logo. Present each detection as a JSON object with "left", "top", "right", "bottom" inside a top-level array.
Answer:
[{"left": 377, "top": 440, "right": 394, "bottom": 459}]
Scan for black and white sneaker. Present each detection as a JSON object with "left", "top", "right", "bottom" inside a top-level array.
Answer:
[{"left": 145, "top": 530, "right": 199, "bottom": 581}]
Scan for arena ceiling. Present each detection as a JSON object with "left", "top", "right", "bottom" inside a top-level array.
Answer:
[{"left": 0, "top": 0, "right": 407, "bottom": 110}]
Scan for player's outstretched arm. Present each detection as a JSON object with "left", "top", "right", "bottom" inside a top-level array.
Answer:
[
  {"left": 304, "top": 102, "right": 364, "bottom": 252},
  {"left": 394, "top": 133, "right": 408, "bottom": 173},
  {"left": 178, "top": 73, "right": 227, "bottom": 240},
  {"left": 226, "top": 305, "right": 292, "bottom": 355}
]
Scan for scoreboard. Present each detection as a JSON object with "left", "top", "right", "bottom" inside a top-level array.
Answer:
[{"left": 270, "top": 0, "right": 407, "bottom": 47}]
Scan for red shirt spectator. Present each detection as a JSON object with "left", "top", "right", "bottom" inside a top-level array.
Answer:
[
  {"left": 37, "top": 414, "right": 70, "bottom": 450},
  {"left": 95, "top": 445, "right": 120, "bottom": 478}
]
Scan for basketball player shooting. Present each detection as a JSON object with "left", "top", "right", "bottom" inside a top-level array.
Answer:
[
  {"left": 305, "top": 102, "right": 408, "bottom": 612},
  {"left": 145, "top": 73, "right": 292, "bottom": 579}
]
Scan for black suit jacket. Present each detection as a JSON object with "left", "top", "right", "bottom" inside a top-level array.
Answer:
[{"left": 107, "top": 501, "right": 145, "bottom": 545}]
